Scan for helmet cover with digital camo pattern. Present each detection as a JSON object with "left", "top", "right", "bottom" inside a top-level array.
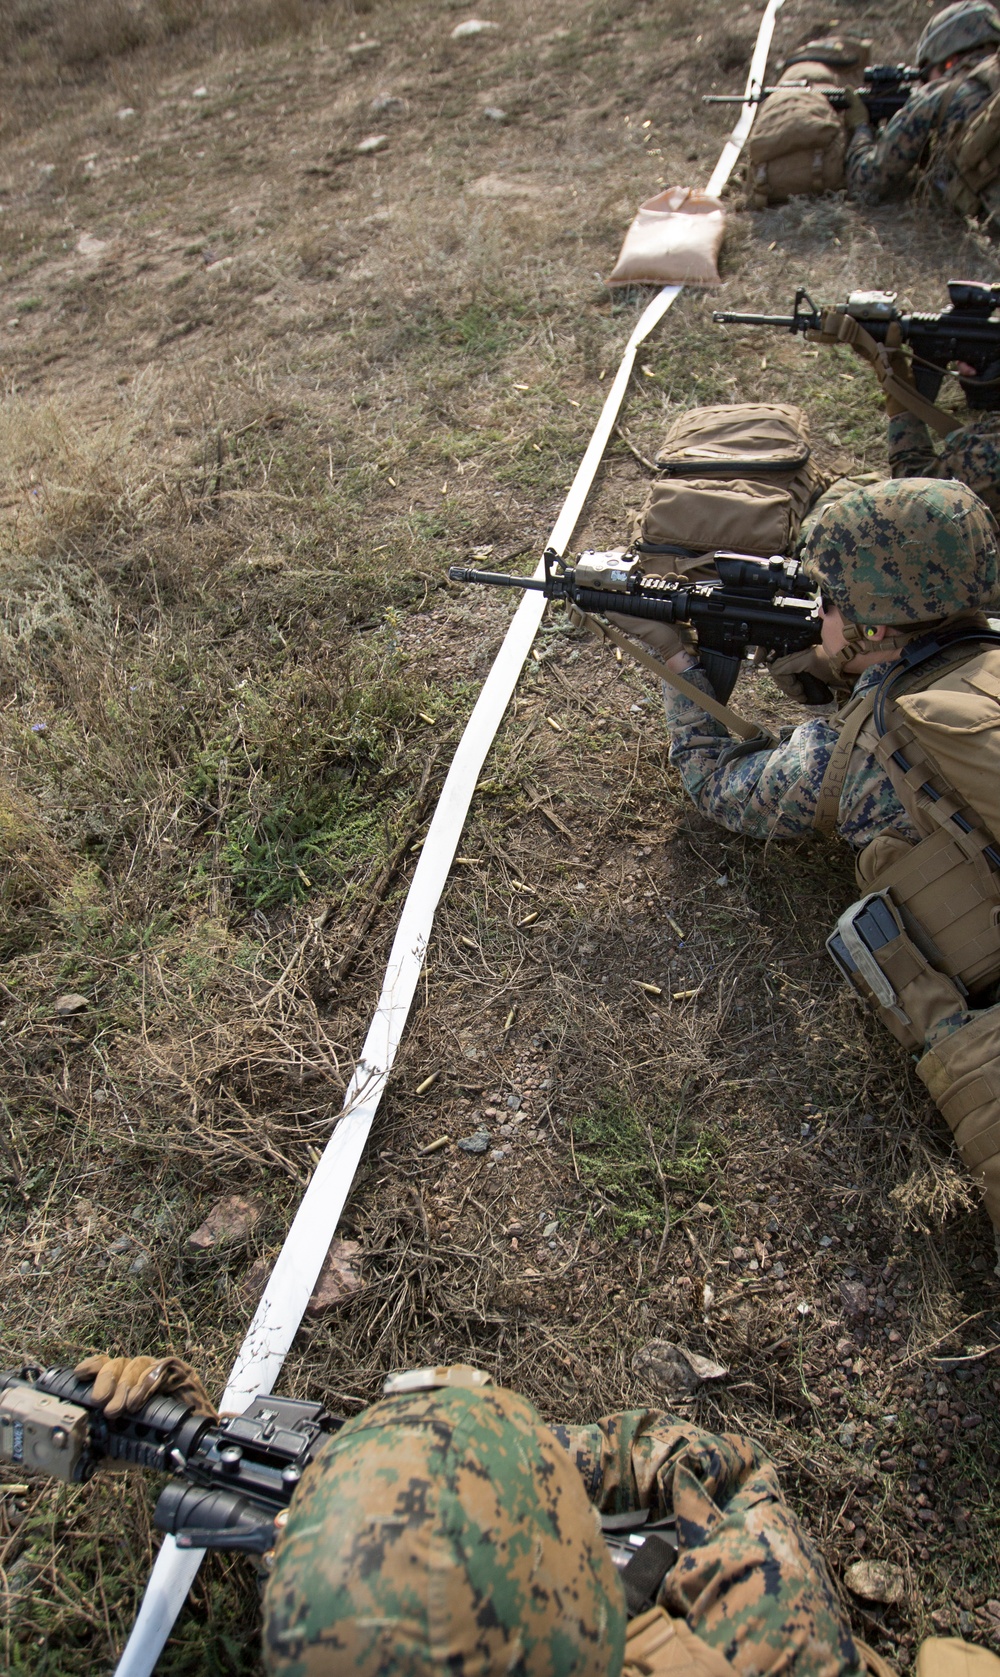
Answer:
[
  {"left": 916, "top": 0, "right": 1000, "bottom": 69},
  {"left": 801, "top": 476, "right": 1000, "bottom": 626},
  {"left": 262, "top": 1382, "right": 627, "bottom": 1677}
]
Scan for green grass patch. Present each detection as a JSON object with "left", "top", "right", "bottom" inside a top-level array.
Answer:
[{"left": 570, "top": 1091, "right": 716, "bottom": 1238}]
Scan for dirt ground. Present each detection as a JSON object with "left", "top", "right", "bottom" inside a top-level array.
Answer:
[{"left": 1, "top": 0, "right": 999, "bottom": 1671}]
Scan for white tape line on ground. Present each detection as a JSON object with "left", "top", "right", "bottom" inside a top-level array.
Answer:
[{"left": 114, "top": 4, "right": 782, "bottom": 1670}]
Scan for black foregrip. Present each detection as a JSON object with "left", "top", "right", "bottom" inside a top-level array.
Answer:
[
  {"left": 155, "top": 1481, "right": 278, "bottom": 1553},
  {"left": 567, "top": 585, "right": 685, "bottom": 622}
]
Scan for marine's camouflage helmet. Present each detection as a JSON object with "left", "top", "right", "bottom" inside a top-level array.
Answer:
[
  {"left": 262, "top": 1377, "right": 627, "bottom": 1677},
  {"left": 801, "top": 477, "right": 1000, "bottom": 625},
  {"left": 915, "top": 0, "right": 1000, "bottom": 69}
]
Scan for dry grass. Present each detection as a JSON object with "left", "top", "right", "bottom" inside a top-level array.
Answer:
[{"left": 0, "top": 0, "right": 998, "bottom": 1670}]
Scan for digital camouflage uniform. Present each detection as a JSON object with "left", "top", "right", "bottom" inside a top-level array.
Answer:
[
  {"left": 664, "top": 480, "right": 1000, "bottom": 1244},
  {"left": 845, "top": 61, "right": 994, "bottom": 201},
  {"left": 662, "top": 660, "right": 916, "bottom": 851},
  {"left": 262, "top": 1382, "right": 860, "bottom": 1677},
  {"left": 554, "top": 1412, "right": 861, "bottom": 1677},
  {"left": 664, "top": 478, "right": 999, "bottom": 856},
  {"left": 887, "top": 411, "right": 1000, "bottom": 518}
]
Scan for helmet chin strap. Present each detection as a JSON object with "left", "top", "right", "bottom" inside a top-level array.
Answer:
[{"left": 825, "top": 620, "right": 910, "bottom": 685}]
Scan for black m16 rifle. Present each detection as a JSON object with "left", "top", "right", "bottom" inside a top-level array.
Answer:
[
  {"left": 448, "top": 547, "right": 826, "bottom": 703},
  {"left": 0, "top": 1362, "right": 343, "bottom": 1556},
  {"left": 713, "top": 279, "right": 1000, "bottom": 405},
  {"left": 0, "top": 1364, "right": 681, "bottom": 1612},
  {"left": 703, "top": 62, "right": 923, "bottom": 125}
]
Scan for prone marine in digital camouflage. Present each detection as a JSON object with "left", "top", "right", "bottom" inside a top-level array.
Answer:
[
  {"left": 656, "top": 477, "right": 1000, "bottom": 1260},
  {"left": 0, "top": 1354, "right": 870, "bottom": 1677},
  {"left": 845, "top": 1, "right": 1000, "bottom": 209},
  {"left": 10, "top": 1354, "right": 1000, "bottom": 1677},
  {"left": 713, "top": 284, "right": 1000, "bottom": 518}
]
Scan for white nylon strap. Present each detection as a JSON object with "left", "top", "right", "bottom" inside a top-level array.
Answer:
[{"left": 114, "top": 4, "right": 785, "bottom": 1670}]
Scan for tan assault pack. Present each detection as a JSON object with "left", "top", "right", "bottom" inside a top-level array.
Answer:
[
  {"left": 943, "top": 51, "right": 1000, "bottom": 221},
  {"left": 636, "top": 403, "right": 822, "bottom": 560},
  {"left": 745, "top": 37, "right": 869, "bottom": 208}
]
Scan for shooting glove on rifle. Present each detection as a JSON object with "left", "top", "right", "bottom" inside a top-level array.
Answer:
[
  {"left": 74, "top": 1353, "right": 218, "bottom": 1420},
  {"left": 844, "top": 89, "right": 870, "bottom": 130},
  {"left": 602, "top": 609, "right": 697, "bottom": 662},
  {"left": 768, "top": 646, "right": 847, "bottom": 703}
]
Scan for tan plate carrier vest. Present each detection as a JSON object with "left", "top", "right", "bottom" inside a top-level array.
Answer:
[
  {"left": 814, "top": 629, "right": 1000, "bottom": 1231},
  {"left": 940, "top": 50, "right": 1000, "bottom": 219}
]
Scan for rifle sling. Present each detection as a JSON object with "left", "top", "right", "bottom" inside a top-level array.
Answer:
[
  {"left": 571, "top": 607, "right": 772, "bottom": 743},
  {"left": 821, "top": 312, "right": 957, "bottom": 438},
  {"left": 812, "top": 689, "right": 876, "bottom": 832}
]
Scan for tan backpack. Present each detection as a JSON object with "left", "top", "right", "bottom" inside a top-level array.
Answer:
[
  {"left": 635, "top": 403, "right": 822, "bottom": 560},
  {"left": 744, "top": 37, "right": 870, "bottom": 208},
  {"left": 944, "top": 51, "right": 1000, "bottom": 218}
]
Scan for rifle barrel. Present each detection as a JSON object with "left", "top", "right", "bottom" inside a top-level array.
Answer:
[
  {"left": 449, "top": 565, "right": 546, "bottom": 590},
  {"left": 712, "top": 310, "right": 798, "bottom": 328}
]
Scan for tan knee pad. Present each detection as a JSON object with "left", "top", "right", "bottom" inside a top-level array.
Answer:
[{"left": 917, "top": 1005, "right": 1000, "bottom": 1233}]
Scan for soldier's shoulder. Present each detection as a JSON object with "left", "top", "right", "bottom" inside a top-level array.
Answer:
[{"left": 944, "top": 413, "right": 1000, "bottom": 458}]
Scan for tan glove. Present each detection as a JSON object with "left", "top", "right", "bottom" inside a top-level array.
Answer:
[
  {"left": 843, "top": 89, "right": 870, "bottom": 130},
  {"left": 603, "top": 609, "right": 697, "bottom": 661},
  {"left": 75, "top": 1353, "right": 218, "bottom": 1420},
  {"left": 768, "top": 646, "right": 846, "bottom": 703}
]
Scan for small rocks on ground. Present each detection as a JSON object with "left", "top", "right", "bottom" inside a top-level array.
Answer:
[
  {"left": 452, "top": 20, "right": 498, "bottom": 37},
  {"left": 188, "top": 1194, "right": 263, "bottom": 1253},
  {"left": 457, "top": 1128, "right": 490, "bottom": 1154},
  {"left": 54, "top": 993, "right": 89, "bottom": 1015},
  {"left": 356, "top": 135, "right": 388, "bottom": 154},
  {"left": 633, "top": 1340, "right": 728, "bottom": 1396},
  {"left": 305, "top": 1238, "right": 364, "bottom": 1316},
  {"left": 840, "top": 1279, "right": 869, "bottom": 1317},
  {"left": 844, "top": 1559, "right": 906, "bottom": 1605},
  {"left": 371, "top": 94, "right": 406, "bottom": 115},
  {"left": 483, "top": 106, "right": 507, "bottom": 121},
  {"left": 347, "top": 39, "right": 381, "bottom": 55}
]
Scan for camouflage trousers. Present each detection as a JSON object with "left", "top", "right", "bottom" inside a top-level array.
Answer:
[{"left": 556, "top": 1412, "right": 862, "bottom": 1677}]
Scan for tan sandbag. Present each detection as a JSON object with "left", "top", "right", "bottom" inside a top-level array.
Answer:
[
  {"left": 608, "top": 188, "right": 725, "bottom": 288},
  {"left": 916, "top": 1006, "right": 1000, "bottom": 1231},
  {"left": 636, "top": 477, "right": 795, "bottom": 558},
  {"left": 917, "top": 1639, "right": 1000, "bottom": 1677}
]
